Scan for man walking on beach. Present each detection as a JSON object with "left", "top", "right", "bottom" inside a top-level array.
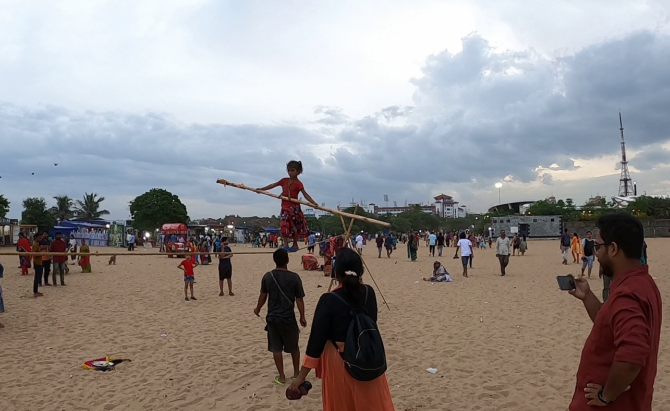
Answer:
[
  {"left": 437, "top": 232, "right": 444, "bottom": 256},
  {"left": 495, "top": 230, "right": 511, "bottom": 276},
  {"left": 254, "top": 248, "right": 307, "bottom": 385},
  {"left": 581, "top": 231, "right": 595, "bottom": 277},
  {"left": 355, "top": 232, "right": 364, "bottom": 255},
  {"left": 376, "top": 234, "right": 384, "bottom": 258},
  {"left": 307, "top": 233, "right": 315, "bottom": 253},
  {"left": 218, "top": 237, "right": 234, "bottom": 296},
  {"left": 428, "top": 231, "right": 437, "bottom": 257},
  {"left": 560, "top": 228, "right": 571, "bottom": 265},
  {"left": 567, "top": 213, "right": 661, "bottom": 410}
]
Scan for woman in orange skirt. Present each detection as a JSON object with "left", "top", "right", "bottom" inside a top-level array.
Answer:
[
  {"left": 288, "top": 249, "right": 395, "bottom": 410},
  {"left": 570, "top": 232, "right": 581, "bottom": 263}
]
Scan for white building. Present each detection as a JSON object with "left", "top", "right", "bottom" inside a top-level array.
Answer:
[
  {"left": 365, "top": 194, "right": 467, "bottom": 219},
  {"left": 303, "top": 208, "right": 332, "bottom": 219},
  {"left": 434, "top": 194, "right": 467, "bottom": 218},
  {"left": 367, "top": 203, "right": 435, "bottom": 216}
]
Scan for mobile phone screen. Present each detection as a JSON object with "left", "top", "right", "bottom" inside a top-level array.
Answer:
[{"left": 556, "top": 276, "right": 576, "bottom": 291}]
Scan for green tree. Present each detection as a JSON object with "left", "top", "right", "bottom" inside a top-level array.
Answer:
[
  {"left": 50, "top": 195, "right": 74, "bottom": 221},
  {"left": 390, "top": 217, "right": 411, "bottom": 233},
  {"left": 75, "top": 193, "right": 110, "bottom": 221},
  {"left": 129, "top": 188, "right": 189, "bottom": 234},
  {"left": 21, "top": 197, "right": 56, "bottom": 231},
  {"left": 629, "top": 196, "right": 670, "bottom": 219},
  {"left": 0, "top": 194, "right": 9, "bottom": 218},
  {"left": 305, "top": 216, "right": 322, "bottom": 232}
]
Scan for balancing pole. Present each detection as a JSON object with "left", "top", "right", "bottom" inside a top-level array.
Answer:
[{"left": 216, "top": 179, "right": 390, "bottom": 228}]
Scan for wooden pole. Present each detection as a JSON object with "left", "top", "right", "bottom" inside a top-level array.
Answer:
[
  {"left": 216, "top": 179, "right": 390, "bottom": 227},
  {"left": 0, "top": 248, "right": 308, "bottom": 257},
  {"left": 329, "top": 205, "right": 359, "bottom": 292}
]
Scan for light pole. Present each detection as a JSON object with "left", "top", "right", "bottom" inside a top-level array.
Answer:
[{"left": 495, "top": 182, "right": 503, "bottom": 204}]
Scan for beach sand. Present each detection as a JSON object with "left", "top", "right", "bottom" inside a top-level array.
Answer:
[{"left": 1, "top": 239, "right": 669, "bottom": 411}]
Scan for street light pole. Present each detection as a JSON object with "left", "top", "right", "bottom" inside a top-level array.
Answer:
[{"left": 495, "top": 182, "right": 503, "bottom": 204}]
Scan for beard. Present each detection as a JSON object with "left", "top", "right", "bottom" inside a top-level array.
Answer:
[{"left": 601, "top": 261, "right": 614, "bottom": 278}]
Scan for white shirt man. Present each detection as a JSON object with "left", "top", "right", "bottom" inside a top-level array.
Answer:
[
  {"left": 355, "top": 234, "right": 364, "bottom": 255},
  {"left": 496, "top": 230, "right": 511, "bottom": 276}
]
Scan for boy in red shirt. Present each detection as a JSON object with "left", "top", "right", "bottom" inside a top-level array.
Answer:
[{"left": 178, "top": 258, "right": 198, "bottom": 301}]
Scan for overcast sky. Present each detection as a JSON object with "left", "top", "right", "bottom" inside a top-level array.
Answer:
[{"left": 1, "top": 0, "right": 670, "bottom": 220}]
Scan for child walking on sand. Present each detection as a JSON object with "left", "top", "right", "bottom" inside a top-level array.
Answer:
[
  {"left": 257, "top": 160, "right": 317, "bottom": 252},
  {"left": 178, "top": 258, "right": 198, "bottom": 301}
]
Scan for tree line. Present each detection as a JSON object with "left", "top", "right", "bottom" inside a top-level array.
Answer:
[
  {"left": 525, "top": 196, "right": 670, "bottom": 221},
  {"left": 306, "top": 205, "right": 485, "bottom": 235},
  {"left": 0, "top": 188, "right": 190, "bottom": 234}
]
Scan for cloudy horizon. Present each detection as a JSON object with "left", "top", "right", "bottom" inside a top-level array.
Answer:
[{"left": 1, "top": 0, "right": 670, "bottom": 220}]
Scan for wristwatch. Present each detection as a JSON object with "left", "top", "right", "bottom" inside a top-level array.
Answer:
[{"left": 598, "top": 386, "right": 613, "bottom": 405}]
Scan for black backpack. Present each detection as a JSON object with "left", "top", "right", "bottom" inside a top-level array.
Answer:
[
  {"left": 561, "top": 234, "right": 571, "bottom": 247},
  {"left": 331, "top": 287, "right": 387, "bottom": 381}
]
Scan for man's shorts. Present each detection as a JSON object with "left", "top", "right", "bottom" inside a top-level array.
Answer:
[
  {"left": 267, "top": 322, "right": 299, "bottom": 353},
  {"left": 461, "top": 256, "right": 470, "bottom": 268},
  {"left": 218, "top": 266, "right": 232, "bottom": 280},
  {"left": 184, "top": 276, "right": 194, "bottom": 282},
  {"left": 582, "top": 255, "right": 594, "bottom": 269}
]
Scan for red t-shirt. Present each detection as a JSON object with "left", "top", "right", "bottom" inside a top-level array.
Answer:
[
  {"left": 570, "top": 265, "right": 662, "bottom": 411},
  {"left": 279, "top": 178, "right": 304, "bottom": 208},
  {"left": 181, "top": 259, "right": 195, "bottom": 276},
  {"left": 50, "top": 239, "right": 68, "bottom": 263}
]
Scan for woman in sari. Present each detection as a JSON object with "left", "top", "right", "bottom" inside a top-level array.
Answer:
[
  {"left": 17, "top": 232, "right": 32, "bottom": 275},
  {"left": 407, "top": 232, "right": 418, "bottom": 262},
  {"left": 78, "top": 239, "right": 91, "bottom": 273}
]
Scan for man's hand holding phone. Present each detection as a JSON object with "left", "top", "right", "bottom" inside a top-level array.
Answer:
[{"left": 568, "top": 274, "right": 591, "bottom": 300}]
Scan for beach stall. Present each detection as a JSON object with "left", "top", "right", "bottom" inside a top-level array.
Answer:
[
  {"left": 161, "top": 223, "right": 188, "bottom": 257},
  {"left": 55, "top": 220, "right": 110, "bottom": 246}
]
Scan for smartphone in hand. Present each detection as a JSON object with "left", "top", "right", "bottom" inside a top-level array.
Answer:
[{"left": 557, "top": 275, "right": 576, "bottom": 291}]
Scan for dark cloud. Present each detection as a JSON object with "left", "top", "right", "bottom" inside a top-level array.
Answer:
[{"left": 2, "top": 31, "right": 670, "bottom": 218}]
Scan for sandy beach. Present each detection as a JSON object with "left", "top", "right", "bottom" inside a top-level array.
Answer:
[{"left": 0, "top": 239, "right": 669, "bottom": 411}]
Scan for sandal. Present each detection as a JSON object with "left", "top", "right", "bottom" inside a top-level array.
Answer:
[{"left": 273, "top": 376, "right": 286, "bottom": 385}]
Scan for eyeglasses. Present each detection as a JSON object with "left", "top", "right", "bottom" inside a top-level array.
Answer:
[{"left": 593, "top": 242, "right": 612, "bottom": 252}]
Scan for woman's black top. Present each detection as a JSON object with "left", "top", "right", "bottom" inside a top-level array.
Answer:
[{"left": 305, "top": 284, "right": 378, "bottom": 360}]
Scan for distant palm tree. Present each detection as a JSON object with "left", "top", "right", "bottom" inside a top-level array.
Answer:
[
  {"left": 74, "top": 192, "right": 110, "bottom": 221},
  {"left": 50, "top": 195, "right": 74, "bottom": 221}
]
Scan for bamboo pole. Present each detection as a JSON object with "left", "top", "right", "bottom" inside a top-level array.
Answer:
[
  {"left": 0, "top": 249, "right": 300, "bottom": 257},
  {"left": 216, "top": 179, "right": 390, "bottom": 227}
]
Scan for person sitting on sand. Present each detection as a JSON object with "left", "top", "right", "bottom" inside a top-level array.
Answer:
[{"left": 423, "top": 261, "right": 453, "bottom": 282}]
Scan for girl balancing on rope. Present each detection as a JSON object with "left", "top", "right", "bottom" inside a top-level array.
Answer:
[{"left": 257, "top": 160, "right": 317, "bottom": 252}]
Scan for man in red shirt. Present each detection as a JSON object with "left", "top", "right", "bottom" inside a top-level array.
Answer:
[
  {"left": 50, "top": 232, "right": 69, "bottom": 286},
  {"left": 568, "top": 213, "right": 662, "bottom": 410}
]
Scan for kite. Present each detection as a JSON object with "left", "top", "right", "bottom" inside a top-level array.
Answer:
[{"left": 82, "top": 357, "right": 131, "bottom": 372}]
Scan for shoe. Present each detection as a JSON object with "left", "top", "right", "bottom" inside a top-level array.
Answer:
[{"left": 190, "top": 297, "right": 197, "bottom": 300}]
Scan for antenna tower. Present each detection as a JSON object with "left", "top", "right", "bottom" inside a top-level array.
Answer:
[{"left": 618, "top": 112, "right": 633, "bottom": 197}]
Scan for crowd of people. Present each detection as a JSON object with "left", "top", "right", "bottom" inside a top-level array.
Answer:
[
  {"left": 14, "top": 231, "right": 90, "bottom": 298},
  {"left": 1, "top": 207, "right": 662, "bottom": 411}
]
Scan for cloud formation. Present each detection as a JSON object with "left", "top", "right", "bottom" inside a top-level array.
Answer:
[{"left": 2, "top": 15, "right": 670, "bottom": 219}]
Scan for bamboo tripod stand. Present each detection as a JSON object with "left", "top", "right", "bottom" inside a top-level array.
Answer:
[{"left": 327, "top": 205, "right": 390, "bottom": 311}]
